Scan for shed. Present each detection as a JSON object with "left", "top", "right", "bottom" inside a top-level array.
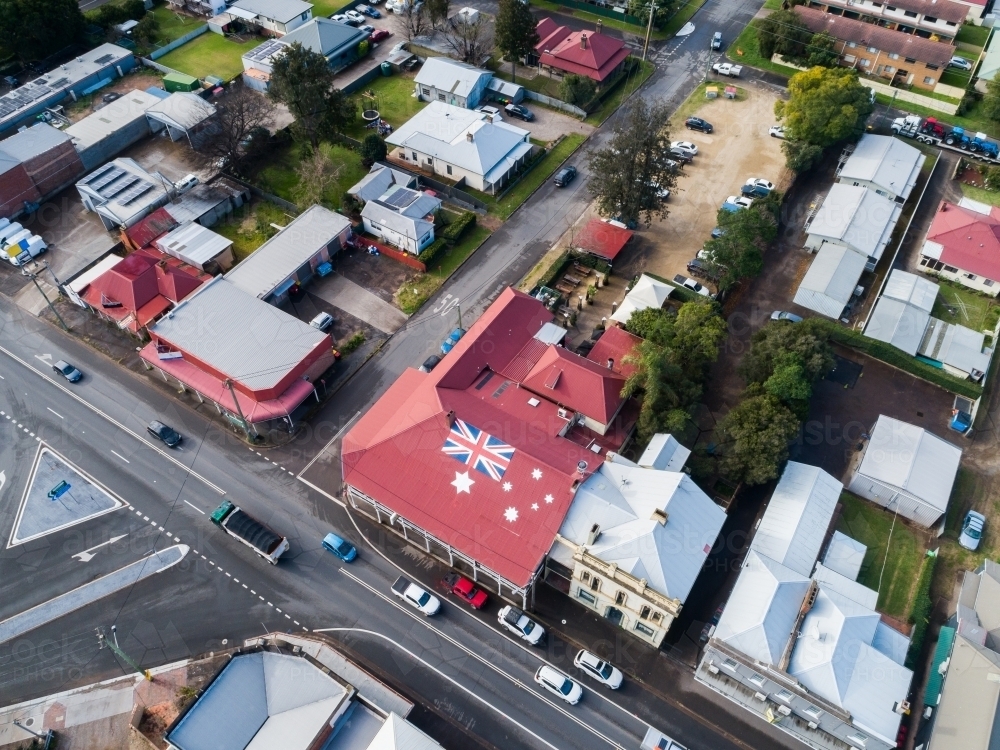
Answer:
[
  {"left": 145, "top": 92, "right": 217, "bottom": 146},
  {"left": 792, "top": 243, "right": 867, "bottom": 319},
  {"left": 154, "top": 221, "right": 234, "bottom": 271},
  {"left": 163, "top": 72, "right": 200, "bottom": 92},
  {"left": 64, "top": 89, "right": 161, "bottom": 170},
  {"left": 573, "top": 218, "right": 633, "bottom": 263}
]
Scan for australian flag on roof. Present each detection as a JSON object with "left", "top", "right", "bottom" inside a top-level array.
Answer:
[{"left": 442, "top": 419, "right": 515, "bottom": 481}]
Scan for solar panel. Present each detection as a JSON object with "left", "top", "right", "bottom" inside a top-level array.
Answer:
[
  {"left": 383, "top": 189, "right": 417, "bottom": 209},
  {"left": 87, "top": 166, "right": 125, "bottom": 192},
  {"left": 93, "top": 54, "right": 115, "bottom": 65},
  {"left": 246, "top": 39, "right": 284, "bottom": 61},
  {"left": 102, "top": 175, "right": 140, "bottom": 199},
  {"left": 117, "top": 180, "right": 153, "bottom": 205},
  {"left": 47, "top": 78, "right": 69, "bottom": 88}
]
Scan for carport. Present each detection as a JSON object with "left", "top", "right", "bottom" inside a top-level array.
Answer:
[
  {"left": 145, "top": 93, "right": 217, "bottom": 148},
  {"left": 573, "top": 218, "right": 634, "bottom": 266}
]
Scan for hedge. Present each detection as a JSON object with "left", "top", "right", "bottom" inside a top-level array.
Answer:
[
  {"left": 536, "top": 252, "right": 571, "bottom": 291},
  {"left": 905, "top": 551, "right": 938, "bottom": 669},
  {"left": 417, "top": 238, "right": 448, "bottom": 266},
  {"left": 440, "top": 211, "right": 477, "bottom": 244},
  {"left": 811, "top": 319, "right": 983, "bottom": 400}
]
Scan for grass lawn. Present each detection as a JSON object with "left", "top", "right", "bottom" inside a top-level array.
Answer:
[
  {"left": 530, "top": 0, "right": 672, "bottom": 40},
  {"left": 939, "top": 67, "right": 973, "bottom": 90},
  {"left": 659, "top": 0, "right": 711, "bottom": 38},
  {"left": 930, "top": 276, "right": 1000, "bottom": 332},
  {"left": 256, "top": 142, "right": 368, "bottom": 212},
  {"left": 495, "top": 133, "right": 587, "bottom": 219},
  {"left": 727, "top": 23, "right": 804, "bottom": 78},
  {"left": 149, "top": 3, "right": 204, "bottom": 46},
  {"left": 836, "top": 493, "right": 926, "bottom": 619},
  {"left": 215, "top": 202, "right": 300, "bottom": 261},
  {"left": 672, "top": 81, "right": 747, "bottom": 124},
  {"left": 762, "top": 0, "right": 783, "bottom": 8},
  {"left": 961, "top": 182, "right": 1000, "bottom": 207},
  {"left": 397, "top": 225, "right": 492, "bottom": 313},
  {"left": 156, "top": 31, "right": 261, "bottom": 81},
  {"left": 345, "top": 73, "right": 426, "bottom": 139},
  {"left": 310, "top": 0, "right": 354, "bottom": 16},
  {"left": 956, "top": 23, "right": 990, "bottom": 48},
  {"left": 585, "top": 59, "right": 655, "bottom": 125}
]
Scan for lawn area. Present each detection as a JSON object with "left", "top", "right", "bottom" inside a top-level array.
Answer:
[
  {"left": 310, "top": 0, "right": 353, "bottom": 16},
  {"left": 727, "top": 23, "right": 804, "bottom": 78},
  {"left": 156, "top": 31, "right": 261, "bottom": 81},
  {"left": 659, "top": 0, "right": 711, "bottom": 38},
  {"left": 530, "top": 0, "right": 672, "bottom": 40},
  {"left": 961, "top": 182, "right": 1000, "bottom": 207},
  {"left": 836, "top": 493, "right": 926, "bottom": 619},
  {"left": 930, "top": 276, "right": 1000, "bottom": 332},
  {"left": 939, "top": 66, "right": 973, "bottom": 90},
  {"left": 956, "top": 22, "right": 990, "bottom": 48},
  {"left": 149, "top": 3, "right": 204, "bottom": 46},
  {"left": 397, "top": 225, "right": 492, "bottom": 313},
  {"left": 585, "top": 59, "right": 655, "bottom": 125},
  {"left": 214, "top": 202, "right": 300, "bottom": 261},
  {"left": 762, "top": 0, "right": 783, "bottom": 8},
  {"left": 345, "top": 73, "right": 426, "bottom": 140},
  {"left": 256, "top": 142, "right": 368, "bottom": 212},
  {"left": 671, "top": 81, "right": 747, "bottom": 124}
]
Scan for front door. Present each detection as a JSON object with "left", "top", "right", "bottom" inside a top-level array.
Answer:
[{"left": 605, "top": 607, "right": 624, "bottom": 627}]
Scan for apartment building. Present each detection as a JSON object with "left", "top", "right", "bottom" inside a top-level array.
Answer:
[{"left": 806, "top": 0, "right": 967, "bottom": 43}]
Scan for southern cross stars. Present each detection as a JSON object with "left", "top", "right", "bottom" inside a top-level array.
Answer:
[{"left": 451, "top": 471, "right": 474, "bottom": 494}]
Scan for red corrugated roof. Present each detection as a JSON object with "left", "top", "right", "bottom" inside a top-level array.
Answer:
[
  {"left": 926, "top": 200, "right": 1000, "bottom": 281},
  {"left": 125, "top": 208, "right": 179, "bottom": 250},
  {"left": 342, "top": 288, "right": 632, "bottom": 587},
  {"left": 574, "top": 219, "right": 634, "bottom": 261},
  {"left": 587, "top": 326, "right": 641, "bottom": 378},
  {"left": 535, "top": 20, "right": 631, "bottom": 82},
  {"left": 522, "top": 346, "right": 626, "bottom": 424}
]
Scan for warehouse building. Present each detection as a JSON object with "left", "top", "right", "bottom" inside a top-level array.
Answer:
[
  {"left": 0, "top": 123, "right": 86, "bottom": 219},
  {"left": 76, "top": 158, "right": 172, "bottom": 230},
  {"left": 64, "top": 89, "right": 163, "bottom": 170}
]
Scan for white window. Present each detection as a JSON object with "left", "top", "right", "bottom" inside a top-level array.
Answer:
[
  {"left": 803, "top": 705, "right": 823, "bottom": 720},
  {"left": 722, "top": 658, "right": 738, "bottom": 671},
  {"left": 923, "top": 76, "right": 936, "bottom": 85},
  {"left": 888, "top": 52, "right": 900, "bottom": 59},
  {"left": 860, "top": 59, "right": 870, "bottom": 67},
  {"left": 616, "top": 591, "right": 628, "bottom": 606},
  {"left": 867, "top": 46, "right": 877, "bottom": 53},
  {"left": 577, "top": 588, "right": 596, "bottom": 604},
  {"left": 748, "top": 672, "right": 766, "bottom": 687},
  {"left": 422, "top": 87, "right": 430, "bottom": 95},
  {"left": 411, "top": 151, "right": 418, "bottom": 160},
  {"left": 775, "top": 689, "right": 794, "bottom": 703},
  {"left": 985, "top": 279, "right": 994, "bottom": 287},
  {"left": 847, "top": 732, "right": 869, "bottom": 748},
  {"left": 844, "top": 54, "right": 857, "bottom": 63},
  {"left": 635, "top": 622, "right": 655, "bottom": 636},
  {"left": 581, "top": 571, "right": 590, "bottom": 582},
  {"left": 437, "top": 93, "right": 446, "bottom": 101},
  {"left": 884, "top": 65, "right": 896, "bottom": 73},
  {"left": 847, "top": 41, "right": 857, "bottom": 48}
]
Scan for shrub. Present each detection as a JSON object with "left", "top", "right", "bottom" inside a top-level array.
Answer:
[
  {"left": 340, "top": 331, "right": 366, "bottom": 355},
  {"left": 439, "top": 211, "right": 477, "bottom": 244},
  {"left": 905, "top": 552, "right": 938, "bottom": 668},
  {"left": 418, "top": 238, "right": 448, "bottom": 266},
  {"left": 536, "top": 251, "right": 570, "bottom": 290},
  {"left": 560, "top": 74, "right": 597, "bottom": 107}
]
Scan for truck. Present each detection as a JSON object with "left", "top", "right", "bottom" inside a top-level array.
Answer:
[
  {"left": 711, "top": 62, "right": 742, "bottom": 78},
  {"left": 391, "top": 576, "right": 441, "bottom": 615},
  {"left": 210, "top": 500, "right": 289, "bottom": 564},
  {"left": 892, "top": 115, "right": 1000, "bottom": 163}
]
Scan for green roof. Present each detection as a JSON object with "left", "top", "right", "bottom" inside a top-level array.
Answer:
[{"left": 924, "top": 625, "right": 956, "bottom": 706}]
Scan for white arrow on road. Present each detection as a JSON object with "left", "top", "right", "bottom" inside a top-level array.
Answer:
[
  {"left": 34, "top": 354, "right": 53, "bottom": 365},
  {"left": 72, "top": 534, "right": 127, "bottom": 562},
  {"left": 0, "top": 470, "right": 5, "bottom": 494}
]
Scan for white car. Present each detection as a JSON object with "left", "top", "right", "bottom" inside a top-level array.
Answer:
[
  {"left": 573, "top": 650, "right": 623, "bottom": 689},
  {"left": 768, "top": 125, "right": 786, "bottom": 139},
  {"left": 309, "top": 312, "right": 334, "bottom": 331},
  {"left": 359, "top": 23, "right": 375, "bottom": 33},
  {"left": 724, "top": 195, "right": 753, "bottom": 210},
  {"left": 670, "top": 140, "right": 698, "bottom": 157},
  {"left": 674, "top": 274, "right": 712, "bottom": 298},
  {"left": 174, "top": 174, "right": 199, "bottom": 192},
  {"left": 534, "top": 666, "right": 583, "bottom": 705},
  {"left": 651, "top": 180, "right": 670, "bottom": 200},
  {"left": 331, "top": 12, "right": 350, "bottom": 22},
  {"left": 498, "top": 605, "right": 545, "bottom": 645},
  {"left": 476, "top": 105, "right": 502, "bottom": 119},
  {"left": 345, "top": 9, "right": 366, "bottom": 23},
  {"left": 950, "top": 56, "right": 973, "bottom": 71},
  {"left": 391, "top": 576, "right": 441, "bottom": 615},
  {"left": 959, "top": 510, "right": 986, "bottom": 550},
  {"left": 745, "top": 178, "right": 774, "bottom": 193}
]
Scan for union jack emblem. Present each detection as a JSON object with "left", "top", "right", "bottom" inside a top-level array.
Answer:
[{"left": 442, "top": 419, "right": 514, "bottom": 481}]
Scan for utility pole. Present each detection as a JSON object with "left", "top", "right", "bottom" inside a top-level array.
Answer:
[
  {"left": 224, "top": 378, "right": 254, "bottom": 441},
  {"left": 98, "top": 626, "right": 152, "bottom": 681},
  {"left": 22, "top": 262, "right": 69, "bottom": 331},
  {"left": 13, "top": 719, "right": 54, "bottom": 749},
  {"left": 642, "top": 2, "right": 657, "bottom": 63},
  {"left": 456, "top": 304, "right": 463, "bottom": 331}
]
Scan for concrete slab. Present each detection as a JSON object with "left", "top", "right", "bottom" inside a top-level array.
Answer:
[
  {"left": 314, "top": 273, "right": 407, "bottom": 334},
  {"left": 8, "top": 444, "right": 127, "bottom": 547}
]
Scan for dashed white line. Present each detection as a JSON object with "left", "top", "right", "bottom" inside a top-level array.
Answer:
[
  {"left": 183, "top": 500, "right": 205, "bottom": 514},
  {"left": 275, "top": 608, "right": 282, "bottom": 613},
  {"left": 142, "top": 516, "right": 149, "bottom": 522},
  {"left": 111, "top": 450, "right": 131, "bottom": 464},
  {"left": 242, "top": 584, "right": 248, "bottom": 589},
  {"left": 46, "top": 408, "right": 63, "bottom": 419}
]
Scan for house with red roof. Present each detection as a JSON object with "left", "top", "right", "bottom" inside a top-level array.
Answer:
[
  {"left": 920, "top": 200, "right": 1000, "bottom": 297},
  {"left": 534, "top": 18, "right": 631, "bottom": 84}
]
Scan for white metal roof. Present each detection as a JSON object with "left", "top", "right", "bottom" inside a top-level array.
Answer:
[
  {"left": 362, "top": 201, "right": 433, "bottom": 242},
  {"left": 154, "top": 222, "right": 232, "bottom": 266},
  {"left": 226, "top": 205, "right": 350, "bottom": 299},
  {"left": 146, "top": 92, "right": 217, "bottom": 132},
  {"left": 414, "top": 57, "right": 491, "bottom": 99},
  {"left": 865, "top": 295, "right": 930, "bottom": 356},
  {"left": 348, "top": 164, "right": 415, "bottom": 204},
  {"left": 637, "top": 433, "right": 690, "bottom": 472},
  {"left": 822, "top": 531, "right": 867, "bottom": 580},
  {"left": 918, "top": 318, "right": 992, "bottom": 377},
  {"left": 66, "top": 254, "right": 123, "bottom": 292},
  {"left": 231, "top": 0, "right": 313, "bottom": 23},
  {"left": 858, "top": 415, "right": 962, "bottom": 514},
  {"left": 812, "top": 562, "right": 878, "bottom": 610},
  {"left": 0, "top": 122, "right": 72, "bottom": 163},
  {"left": 64, "top": 90, "right": 160, "bottom": 151},
  {"left": 367, "top": 713, "right": 443, "bottom": 750},
  {"left": 610, "top": 274, "right": 672, "bottom": 324},
  {"left": 838, "top": 134, "right": 925, "bottom": 200},
  {"left": 793, "top": 242, "right": 868, "bottom": 319},
  {"left": 883, "top": 268, "right": 939, "bottom": 312},
  {"left": 750, "top": 461, "right": 842, "bottom": 578},
  {"left": 807, "top": 183, "right": 902, "bottom": 260}
]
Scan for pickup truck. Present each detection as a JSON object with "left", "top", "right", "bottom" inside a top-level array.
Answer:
[
  {"left": 498, "top": 605, "right": 545, "bottom": 645},
  {"left": 391, "top": 576, "right": 441, "bottom": 615},
  {"left": 210, "top": 500, "right": 289, "bottom": 565},
  {"left": 712, "top": 62, "right": 742, "bottom": 78},
  {"left": 444, "top": 572, "right": 488, "bottom": 609}
]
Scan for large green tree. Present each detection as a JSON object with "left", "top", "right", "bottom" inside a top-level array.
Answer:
[
  {"left": 495, "top": 0, "right": 538, "bottom": 82},
  {"left": 755, "top": 10, "right": 811, "bottom": 61},
  {"left": 806, "top": 31, "right": 839, "bottom": 67},
  {"left": 360, "top": 133, "right": 387, "bottom": 168},
  {"left": 718, "top": 389, "right": 800, "bottom": 485},
  {"left": 588, "top": 98, "right": 677, "bottom": 226},
  {"left": 701, "top": 196, "right": 781, "bottom": 291},
  {"left": 738, "top": 318, "right": 835, "bottom": 386},
  {"left": 560, "top": 74, "right": 597, "bottom": 107},
  {"left": 626, "top": 0, "right": 675, "bottom": 26},
  {"left": 268, "top": 43, "right": 354, "bottom": 148},
  {"left": 983, "top": 76, "right": 1000, "bottom": 122},
  {"left": 0, "top": 0, "right": 85, "bottom": 62}
]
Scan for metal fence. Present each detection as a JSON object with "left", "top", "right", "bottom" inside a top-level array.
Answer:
[
  {"left": 522, "top": 90, "right": 587, "bottom": 118},
  {"left": 149, "top": 25, "right": 209, "bottom": 60}
]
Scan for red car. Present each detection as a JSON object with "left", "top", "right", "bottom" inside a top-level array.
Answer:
[
  {"left": 444, "top": 573, "right": 488, "bottom": 609},
  {"left": 370, "top": 28, "right": 390, "bottom": 43}
]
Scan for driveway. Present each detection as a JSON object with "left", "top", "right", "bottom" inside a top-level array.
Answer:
[
  {"left": 508, "top": 100, "right": 595, "bottom": 143},
  {"left": 312, "top": 272, "right": 408, "bottom": 334}
]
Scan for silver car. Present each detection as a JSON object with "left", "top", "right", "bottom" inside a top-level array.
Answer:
[
  {"left": 960, "top": 510, "right": 986, "bottom": 550},
  {"left": 573, "top": 650, "right": 623, "bottom": 689}
]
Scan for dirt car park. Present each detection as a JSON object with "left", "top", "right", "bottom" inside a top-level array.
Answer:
[
  {"left": 499, "top": 102, "right": 595, "bottom": 144},
  {"left": 639, "top": 82, "right": 791, "bottom": 289}
]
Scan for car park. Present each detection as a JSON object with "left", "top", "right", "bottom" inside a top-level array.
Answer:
[
  {"left": 498, "top": 605, "right": 545, "bottom": 644},
  {"left": 147, "top": 420, "right": 182, "bottom": 447},
  {"left": 52, "top": 360, "right": 82, "bottom": 382},
  {"left": 711, "top": 31, "right": 722, "bottom": 50},
  {"left": 960, "top": 510, "right": 986, "bottom": 550},
  {"left": 346, "top": 9, "right": 366, "bottom": 23},
  {"left": 685, "top": 117, "right": 713, "bottom": 133},
  {"left": 322, "top": 532, "right": 358, "bottom": 562},
  {"left": 574, "top": 650, "right": 623, "bottom": 689},
  {"left": 770, "top": 311, "right": 803, "bottom": 323},
  {"left": 671, "top": 141, "right": 698, "bottom": 157},
  {"left": 668, "top": 147, "right": 693, "bottom": 163},
  {"left": 768, "top": 125, "right": 786, "bottom": 139},
  {"left": 391, "top": 576, "right": 441, "bottom": 615},
  {"left": 370, "top": 28, "right": 391, "bottom": 42},
  {"left": 419, "top": 354, "right": 441, "bottom": 372},
  {"left": 331, "top": 12, "right": 351, "bottom": 22},
  {"left": 309, "top": 312, "right": 335, "bottom": 331},
  {"left": 534, "top": 666, "right": 583, "bottom": 704},
  {"left": 443, "top": 572, "right": 488, "bottom": 609},
  {"left": 950, "top": 56, "right": 973, "bottom": 71},
  {"left": 504, "top": 103, "right": 533, "bottom": 121},
  {"left": 722, "top": 195, "right": 752, "bottom": 211},
  {"left": 674, "top": 274, "right": 712, "bottom": 297},
  {"left": 553, "top": 165, "right": 577, "bottom": 187}
]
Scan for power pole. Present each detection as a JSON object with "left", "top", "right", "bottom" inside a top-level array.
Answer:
[
  {"left": 98, "top": 626, "right": 152, "bottom": 681},
  {"left": 224, "top": 378, "right": 254, "bottom": 441},
  {"left": 21, "top": 263, "right": 69, "bottom": 331},
  {"left": 642, "top": 2, "right": 657, "bottom": 63},
  {"left": 456, "top": 304, "right": 463, "bottom": 331},
  {"left": 13, "top": 719, "right": 54, "bottom": 749}
]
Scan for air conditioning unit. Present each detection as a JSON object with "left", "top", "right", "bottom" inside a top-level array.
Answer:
[
  {"left": 754, "top": 692, "right": 767, "bottom": 702},
  {"left": 808, "top": 722, "right": 819, "bottom": 730},
  {"left": 777, "top": 705, "right": 791, "bottom": 716},
  {"left": 708, "top": 664, "right": 720, "bottom": 675}
]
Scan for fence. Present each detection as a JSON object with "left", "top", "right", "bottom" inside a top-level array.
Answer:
[
  {"left": 150, "top": 24, "right": 209, "bottom": 60},
  {"left": 372, "top": 242, "right": 426, "bottom": 271},
  {"left": 522, "top": 90, "right": 587, "bottom": 118},
  {"left": 139, "top": 57, "right": 184, "bottom": 76},
  {"left": 342, "top": 63, "right": 385, "bottom": 95},
  {"left": 543, "top": 0, "right": 645, "bottom": 26},
  {"left": 222, "top": 172, "right": 301, "bottom": 213}
]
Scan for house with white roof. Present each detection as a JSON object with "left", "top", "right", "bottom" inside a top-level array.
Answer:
[
  {"left": 805, "top": 184, "right": 903, "bottom": 265},
  {"left": 154, "top": 222, "right": 235, "bottom": 272},
  {"left": 697, "top": 461, "right": 914, "bottom": 750},
  {"left": 415, "top": 58, "right": 492, "bottom": 109},
  {"left": 549, "top": 445, "right": 726, "bottom": 646},
  {"left": 226, "top": 0, "right": 313, "bottom": 36},
  {"left": 848, "top": 414, "right": 962, "bottom": 527},
  {"left": 361, "top": 184, "right": 441, "bottom": 254},
  {"left": 385, "top": 102, "right": 533, "bottom": 194},
  {"left": 837, "top": 134, "right": 925, "bottom": 203},
  {"left": 793, "top": 242, "right": 869, "bottom": 320}
]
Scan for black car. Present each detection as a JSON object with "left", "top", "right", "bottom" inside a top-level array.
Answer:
[
  {"left": 52, "top": 360, "right": 82, "bottom": 382},
  {"left": 102, "top": 92, "right": 121, "bottom": 104},
  {"left": 419, "top": 354, "right": 441, "bottom": 373},
  {"left": 669, "top": 148, "right": 693, "bottom": 164},
  {"left": 553, "top": 165, "right": 577, "bottom": 187},
  {"left": 147, "top": 420, "right": 182, "bottom": 447},
  {"left": 685, "top": 117, "right": 713, "bottom": 133},
  {"left": 504, "top": 103, "right": 534, "bottom": 121}
]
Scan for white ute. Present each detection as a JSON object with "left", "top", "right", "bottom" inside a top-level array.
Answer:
[
  {"left": 712, "top": 62, "right": 742, "bottom": 77},
  {"left": 391, "top": 576, "right": 441, "bottom": 615},
  {"left": 498, "top": 605, "right": 545, "bottom": 645}
]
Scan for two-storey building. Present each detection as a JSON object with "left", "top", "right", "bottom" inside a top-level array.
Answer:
[{"left": 805, "top": 0, "right": 967, "bottom": 43}]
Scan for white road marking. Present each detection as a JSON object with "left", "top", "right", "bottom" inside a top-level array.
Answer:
[
  {"left": 72, "top": 534, "right": 128, "bottom": 562},
  {"left": 46, "top": 408, "right": 63, "bottom": 419},
  {"left": 33, "top": 354, "right": 52, "bottom": 365},
  {"left": 184, "top": 500, "right": 205, "bottom": 514},
  {"left": 0, "top": 470, "right": 5, "bottom": 493},
  {"left": 110, "top": 450, "right": 130, "bottom": 464}
]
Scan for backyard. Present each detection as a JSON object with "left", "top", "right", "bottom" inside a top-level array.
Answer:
[
  {"left": 929, "top": 277, "right": 1000, "bottom": 333},
  {"left": 256, "top": 142, "right": 368, "bottom": 213},
  {"left": 214, "top": 201, "right": 300, "bottom": 261},
  {"left": 156, "top": 31, "right": 262, "bottom": 81},
  {"left": 149, "top": 3, "right": 205, "bottom": 47},
  {"left": 345, "top": 73, "right": 426, "bottom": 140}
]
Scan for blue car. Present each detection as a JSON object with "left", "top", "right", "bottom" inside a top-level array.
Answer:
[
  {"left": 322, "top": 532, "right": 358, "bottom": 562},
  {"left": 357, "top": 3, "right": 381, "bottom": 16}
]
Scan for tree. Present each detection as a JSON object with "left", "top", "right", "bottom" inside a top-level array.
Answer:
[
  {"left": 443, "top": 12, "right": 494, "bottom": 64},
  {"left": 205, "top": 85, "right": 276, "bottom": 177},
  {"left": 559, "top": 74, "right": 597, "bottom": 107},
  {"left": 755, "top": 11, "right": 811, "bottom": 61},
  {"left": 982, "top": 76, "right": 1000, "bottom": 122},
  {"left": 806, "top": 31, "right": 839, "bottom": 68},
  {"left": 588, "top": 98, "right": 677, "bottom": 226},
  {"left": 426, "top": 0, "right": 450, "bottom": 28},
  {"left": 738, "top": 319, "right": 835, "bottom": 386},
  {"left": 86, "top": 0, "right": 144, "bottom": 27},
  {"left": 719, "top": 390, "right": 800, "bottom": 485},
  {"left": 268, "top": 43, "right": 354, "bottom": 148},
  {"left": 701, "top": 199, "right": 780, "bottom": 291},
  {"left": 782, "top": 139, "right": 824, "bottom": 172},
  {"left": 132, "top": 14, "right": 160, "bottom": 46},
  {"left": 293, "top": 144, "right": 343, "bottom": 207},
  {"left": 627, "top": 0, "right": 675, "bottom": 27},
  {"left": 775, "top": 66, "right": 874, "bottom": 150},
  {"left": 395, "top": 0, "right": 428, "bottom": 43},
  {"left": 495, "top": 0, "right": 538, "bottom": 83},
  {"left": 623, "top": 306, "right": 674, "bottom": 342},
  {"left": 0, "top": 0, "right": 85, "bottom": 62},
  {"left": 763, "top": 354, "right": 813, "bottom": 409},
  {"left": 360, "top": 133, "right": 387, "bottom": 168}
]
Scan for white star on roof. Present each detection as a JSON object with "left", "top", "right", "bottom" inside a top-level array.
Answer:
[
  {"left": 451, "top": 471, "right": 475, "bottom": 494},
  {"left": 544, "top": 494, "right": 554, "bottom": 504},
  {"left": 532, "top": 468, "right": 543, "bottom": 480},
  {"left": 504, "top": 506, "right": 519, "bottom": 523},
  {"left": 503, "top": 481, "right": 513, "bottom": 492},
  {"left": 531, "top": 503, "right": 539, "bottom": 511}
]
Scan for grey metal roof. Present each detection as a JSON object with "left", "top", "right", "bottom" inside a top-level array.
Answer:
[
  {"left": 839, "top": 134, "right": 924, "bottom": 200},
  {"left": 64, "top": 90, "right": 160, "bottom": 151},
  {"left": 918, "top": 318, "right": 992, "bottom": 376},
  {"left": 155, "top": 222, "right": 232, "bottom": 266},
  {"left": 148, "top": 277, "right": 330, "bottom": 391},
  {"left": 807, "top": 183, "right": 902, "bottom": 260},
  {"left": 0, "top": 122, "right": 72, "bottom": 163},
  {"left": 637, "top": 433, "right": 690, "bottom": 472},
  {"left": 348, "top": 164, "right": 413, "bottom": 203},
  {"left": 812, "top": 562, "right": 878, "bottom": 610},
  {"left": 883, "top": 268, "right": 939, "bottom": 311},
  {"left": 865, "top": 295, "right": 930, "bottom": 356},
  {"left": 281, "top": 18, "right": 367, "bottom": 57},
  {"left": 164, "top": 183, "right": 234, "bottom": 224},
  {"left": 362, "top": 201, "right": 433, "bottom": 242},
  {"left": 822, "top": 530, "right": 866, "bottom": 580},
  {"left": 415, "top": 57, "right": 491, "bottom": 99},
  {"left": 76, "top": 157, "right": 169, "bottom": 225},
  {"left": 231, "top": 0, "right": 313, "bottom": 23},
  {"left": 225, "top": 205, "right": 350, "bottom": 299},
  {"left": 793, "top": 242, "right": 868, "bottom": 319},
  {"left": 146, "top": 92, "right": 217, "bottom": 132}
]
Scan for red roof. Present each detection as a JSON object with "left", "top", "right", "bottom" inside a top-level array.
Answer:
[
  {"left": 574, "top": 218, "right": 634, "bottom": 261},
  {"left": 521, "top": 346, "right": 626, "bottom": 424},
  {"left": 342, "top": 288, "right": 634, "bottom": 587},
  {"left": 925, "top": 200, "right": 1000, "bottom": 282},
  {"left": 587, "top": 326, "right": 641, "bottom": 379},
  {"left": 125, "top": 208, "right": 179, "bottom": 250},
  {"left": 535, "top": 19, "right": 631, "bottom": 82}
]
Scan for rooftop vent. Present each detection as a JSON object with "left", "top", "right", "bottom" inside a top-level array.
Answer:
[{"left": 651, "top": 508, "right": 668, "bottom": 526}]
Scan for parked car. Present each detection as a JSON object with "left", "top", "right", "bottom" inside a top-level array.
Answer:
[
  {"left": 102, "top": 92, "right": 121, "bottom": 104},
  {"left": 370, "top": 28, "right": 391, "bottom": 42},
  {"left": 770, "top": 310, "right": 803, "bottom": 323},
  {"left": 443, "top": 572, "right": 488, "bottom": 609},
  {"left": 310, "top": 312, "right": 335, "bottom": 331},
  {"left": 357, "top": 3, "right": 381, "bottom": 16},
  {"left": 504, "top": 103, "right": 533, "bottom": 121},
  {"left": 574, "top": 650, "right": 623, "bottom": 689},
  {"left": 52, "top": 360, "right": 82, "bottom": 382},
  {"left": 668, "top": 147, "right": 693, "bottom": 163},
  {"left": 651, "top": 180, "right": 670, "bottom": 200},
  {"left": 476, "top": 104, "right": 502, "bottom": 118},
  {"left": 722, "top": 195, "right": 752, "bottom": 211},
  {"left": 687, "top": 257, "right": 715, "bottom": 280},
  {"left": 673, "top": 274, "right": 712, "bottom": 298},
  {"left": 711, "top": 227, "right": 725, "bottom": 239},
  {"left": 670, "top": 140, "right": 698, "bottom": 157},
  {"left": 359, "top": 23, "right": 375, "bottom": 33},
  {"left": 768, "top": 125, "right": 786, "bottom": 139},
  {"left": 534, "top": 666, "right": 583, "bottom": 704},
  {"left": 699, "top": 604, "right": 725, "bottom": 643},
  {"left": 711, "top": 62, "right": 742, "bottom": 77},
  {"left": 745, "top": 177, "right": 774, "bottom": 193},
  {"left": 711, "top": 31, "right": 722, "bottom": 50},
  {"left": 3, "top": 76, "right": 19, "bottom": 88},
  {"left": 419, "top": 354, "right": 441, "bottom": 373},
  {"left": 322, "top": 531, "right": 357, "bottom": 562},
  {"left": 950, "top": 56, "right": 973, "bottom": 71},
  {"left": 174, "top": 174, "right": 199, "bottom": 193},
  {"left": 147, "top": 420, "right": 182, "bottom": 447},
  {"left": 553, "top": 165, "right": 577, "bottom": 187},
  {"left": 664, "top": 158, "right": 680, "bottom": 173},
  {"left": 498, "top": 605, "right": 545, "bottom": 644},
  {"left": 391, "top": 576, "right": 441, "bottom": 615},
  {"left": 685, "top": 117, "right": 713, "bottom": 133},
  {"left": 345, "top": 9, "right": 366, "bottom": 23},
  {"left": 960, "top": 510, "right": 986, "bottom": 550},
  {"left": 331, "top": 12, "right": 351, "bottom": 22}
]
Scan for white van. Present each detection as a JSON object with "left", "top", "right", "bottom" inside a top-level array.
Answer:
[{"left": 2, "top": 229, "right": 47, "bottom": 264}]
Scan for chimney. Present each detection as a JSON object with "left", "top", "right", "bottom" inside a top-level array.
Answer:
[
  {"left": 586, "top": 523, "right": 601, "bottom": 545},
  {"left": 606, "top": 358, "right": 614, "bottom": 369},
  {"left": 466, "top": 131, "right": 474, "bottom": 142},
  {"left": 580, "top": 33, "right": 588, "bottom": 50},
  {"left": 596, "top": 20, "right": 602, "bottom": 34},
  {"left": 651, "top": 508, "right": 668, "bottom": 525}
]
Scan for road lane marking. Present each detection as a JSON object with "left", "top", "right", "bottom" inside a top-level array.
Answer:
[
  {"left": 72, "top": 534, "right": 128, "bottom": 562},
  {"left": 110, "top": 450, "right": 130, "bottom": 464},
  {"left": 183, "top": 500, "right": 205, "bottom": 514},
  {"left": 46, "top": 408, "right": 63, "bottom": 419}
]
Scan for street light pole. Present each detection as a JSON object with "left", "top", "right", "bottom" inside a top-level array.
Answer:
[
  {"left": 97, "top": 627, "right": 152, "bottom": 681},
  {"left": 224, "top": 378, "right": 254, "bottom": 442},
  {"left": 642, "top": 2, "right": 657, "bottom": 63}
]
